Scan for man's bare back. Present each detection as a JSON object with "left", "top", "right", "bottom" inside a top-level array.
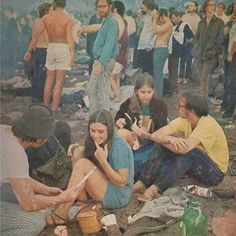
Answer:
[{"left": 42, "top": 9, "right": 73, "bottom": 43}]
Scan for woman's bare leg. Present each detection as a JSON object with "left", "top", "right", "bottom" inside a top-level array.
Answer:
[
  {"left": 44, "top": 69, "right": 56, "bottom": 107},
  {"left": 49, "top": 158, "right": 108, "bottom": 222}
]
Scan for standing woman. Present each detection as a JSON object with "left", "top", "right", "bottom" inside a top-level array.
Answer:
[
  {"left": 47, "top": 109, "right": 134, "bottom": 224},
  {"left": 115, "top": 73, "right": 168, "bottom": 179}
]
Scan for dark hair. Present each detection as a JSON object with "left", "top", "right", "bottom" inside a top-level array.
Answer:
[
  {"left": 54, "top": 0, "right": 66, "bottom": 8},
  {"left": 4, "top": 6, "right": 14, "bottom": 14},
  {"left": 113, "top": 1, "right": 125, "bottom": 17},
  {"left": 168, "top": 7, "right": 176, "bottom": 16},
  {"left": 169, "top": 10, "right": 181, "bottom": 18},
  {"left": 38, "top": 2, "right": 51, "bottom": 18},
  {"left": 129, "top": 73, "right": 155, "bottom": 113},
  {"left": 159, "top": 8, "right": 168, "bottom": 17},
  {"left": 12, "top": 125, "right": 37, "bottom": 143},
  {"left": 155, "top": 4, "right": 159, "bottom": 11},
  {"left": 29, "top": 10, "right": 39, "bottom": 19},
  {"left": 142, "top": 0, "right": 155, "bottom": 11},
  {"left": 84, "top": 109, "right": 114, "bottom": 167},
  {"left": 96, "top": 0, "right": 112, "bottom": 6},
  {"left": 217, "top": 2, "right": 227, "bottom": 10},
  {"left": 179, "top": 91, "right": 209, "bottom": 117},
  {"left": 126, "top": 9, "right": 133, "bottom": 16},
  {"left": 192, "top": 1, "right": 199, "bottom": 12},
  {"left": 201, "top": 0, "right": 215, "bottom": 14}
]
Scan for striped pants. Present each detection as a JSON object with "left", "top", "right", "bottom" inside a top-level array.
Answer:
[{"left": 0, "top": 184, "right": 46, "bottom": 236}]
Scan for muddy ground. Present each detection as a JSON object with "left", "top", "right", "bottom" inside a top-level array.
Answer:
[{"left": 1, "top": 74, "right": 236, "bottom": 236}]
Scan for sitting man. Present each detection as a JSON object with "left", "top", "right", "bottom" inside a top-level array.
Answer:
[
  {"left": 0, "top": 104, "right": 79, "bottom": 235},
  {"left": 132, "top": 90, "right": 229, "bottom": 202}
]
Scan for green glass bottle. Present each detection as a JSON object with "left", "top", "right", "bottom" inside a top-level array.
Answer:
[{"left": 181, "top": 198, "right": 208, "bottom": 236}]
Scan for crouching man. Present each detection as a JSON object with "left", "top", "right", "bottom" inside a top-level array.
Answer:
[{"left": 0, "top": 104, "right": 79, "bottom": 235}]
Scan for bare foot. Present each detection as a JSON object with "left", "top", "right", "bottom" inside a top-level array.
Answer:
[
  {"left": 46, "top": 211, "right": 67, "bottom": 226},
  {"left": 138, "top": 185, "right": 159, "bottom": 202},
  {"left": 132, "top": 181, "right": 145, "bottom": 193}
]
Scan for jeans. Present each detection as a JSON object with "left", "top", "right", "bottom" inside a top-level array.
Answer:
[
  {"left": 179, "top": 43, "right": 193, "bottom": 80},
  {"left": 0, "top": 184, "right": 46, "bottom": 236},
  {"left": 137, "top": 49, "right": 154, "bottom": 76},
  {"left": 153, "top": 47, "right": 169, "bottom": 97},
  {"left": 31, "top": 48, "right": 47, "bottom": 102},
  {"left": 139, "top": 145, "right": 224, "bottom": 193},
  {"left": 223, "top": 57, "right": 236, "bottom": 117},
  {"left": 166, "top": 55, "right": 179, "bottom": 95},
  {"left": 88, "top": 59, "right": 115, "bottom": 114},
  {"left": 197, "top": 57, "right": 218, "bottom": 96},
  {"left": 1, "top": 46, "right": 17, "bottom": 80},
  {"left": 133, "top": 143, "right": 156, "bottom": 181}
]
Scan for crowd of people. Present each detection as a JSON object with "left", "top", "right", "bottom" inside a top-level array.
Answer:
[{"left": 0, "top": 0, "right": 234, "bottom": 235}]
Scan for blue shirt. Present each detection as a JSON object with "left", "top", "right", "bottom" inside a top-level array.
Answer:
[
  {"left": 93, "top": 15, "right": 119, "bottom": 65},
  {"left": 102, "top": 134, "right": 134, "bottom": 208}
]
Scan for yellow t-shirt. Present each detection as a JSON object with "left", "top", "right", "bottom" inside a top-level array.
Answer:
[{"left": 169, "top": 115, "right": 229, "bottom": 173}]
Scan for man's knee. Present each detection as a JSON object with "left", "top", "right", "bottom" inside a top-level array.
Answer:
[{"left": 22, "top": 212, "right": 46, "bottom": 235}]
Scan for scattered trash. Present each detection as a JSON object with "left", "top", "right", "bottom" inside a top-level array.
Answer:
[
  {"left": 181, "top": 198, "right": 208, "bottom": 236},
  {"left": 225, "top": 124, "right": 236, "bottom": 129},
  {"left": 184, "top": 185, "right": 212, "bottom": 198}
]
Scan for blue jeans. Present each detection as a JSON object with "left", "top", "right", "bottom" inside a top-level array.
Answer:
[
  {"left": 31, "top": 48, "right": 47, "bottom": 102},
  {"left": 179, "top": 43, "right": 193, "bottom": 80},
  {"left": 139, "top": 145, "right": 224, "bottom": 193},
  {"left": 153, "top": 47, "right": 169, "bottom": 97},
  {"left": 133, "top": 143, "right": 156, "bottom": 181}
]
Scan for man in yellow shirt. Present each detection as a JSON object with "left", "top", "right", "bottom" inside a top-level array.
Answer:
[{"left": 132, "top": 90, "right": 229, "bottom": 202}]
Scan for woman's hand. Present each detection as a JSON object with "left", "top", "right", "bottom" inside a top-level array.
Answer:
[
  {"left": 131, "top": 121, "right": 151, "bottom": 140},
  {"left": 116, "top": 118, "right": 126, "bottom": 129},
  {"left": 94, "top": 142, "right": 108, "bottom": 165},
  {"left": 67, "top": 143, "right": 80, "bottom": 157}
]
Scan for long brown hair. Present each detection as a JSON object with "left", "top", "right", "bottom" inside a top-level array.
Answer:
[
  {"left": 129, "top": 73, "right": 155, "bottom": 114},
  {"left": 84, "top": 109, "right": 115, "bottom": 167}
]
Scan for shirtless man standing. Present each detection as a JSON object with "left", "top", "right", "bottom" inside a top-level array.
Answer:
[
  {"left": 24, "top": 3, "right": 52, "bottom": 103},
  {"left": 152, "top": 8, "right": 173, "bottom": 97},
  {"left": 26, "top": 0, "right": 74, "bottom": 112}
]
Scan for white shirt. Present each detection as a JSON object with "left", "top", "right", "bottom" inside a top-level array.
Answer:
[
  {"left": 182, "top": 13, "right": 201, "bottom": 35},
  {"left": 0, "top": 125, "right": 29, "bottom": 185},
  {"left": 138, "top": 14, "right": 156, "bottom": 49},
  {"left": 215, "top": 13, "right": 229, "bottom": 25}
]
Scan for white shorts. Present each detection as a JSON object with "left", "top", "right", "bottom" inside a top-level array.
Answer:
[
  {"left": 46, "top": 43, "right": 71, "bottom": 71},
  {"left": 112, "top": 62, "right": 123, "bottom": 75}
]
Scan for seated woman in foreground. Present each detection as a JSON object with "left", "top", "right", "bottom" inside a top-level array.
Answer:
[
  {"left": 47, "top": 109, "right": 134, "bottom": 224},
  {"left": 132, "top": 90, "right": 229, "bottom": 202},
  {"left": 114, "top": 73, "right": 167, "bottom": 179}
]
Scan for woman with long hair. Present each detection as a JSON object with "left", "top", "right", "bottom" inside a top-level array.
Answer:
[
  {"left": 115, "top": 73, "right": 168, "bottom": 179},
  {"left": 47, "top": 109, "right": 134, "bottom": 224}
]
